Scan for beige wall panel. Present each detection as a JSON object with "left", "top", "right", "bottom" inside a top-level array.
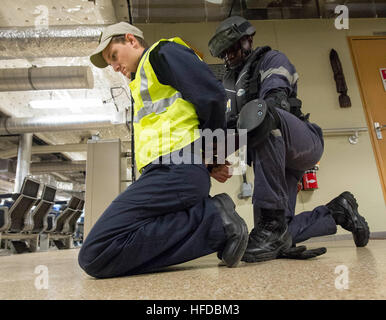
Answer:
[
  {"left": 139, "top": 18, "right": 386, "bottom": 236},
  {"left": 84, "top": 139, "right": 122, "bottom": 238}
]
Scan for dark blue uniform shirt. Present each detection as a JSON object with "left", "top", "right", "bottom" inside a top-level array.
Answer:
[
  {"left": 147, "top": 41, "right": 227, "bottom": 132},
  {"left": 258, "top": 49, "right": 299, "bottom": 99}
]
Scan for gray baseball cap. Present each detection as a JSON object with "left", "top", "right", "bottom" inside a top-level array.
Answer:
[{"left": 90, "top": 22, "right": 144, "bottom": 68}]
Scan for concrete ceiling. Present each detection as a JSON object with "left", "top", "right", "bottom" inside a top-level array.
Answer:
[
  {"left": 0, "top": 0, "right": 384, "bottom": 196},
  {"left": 0, "top": 0, "right": 131, "bottom": 195}
]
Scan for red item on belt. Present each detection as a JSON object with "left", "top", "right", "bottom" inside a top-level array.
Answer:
[{"left": 302, "top": 170, "right": 318, "bottom": 190}]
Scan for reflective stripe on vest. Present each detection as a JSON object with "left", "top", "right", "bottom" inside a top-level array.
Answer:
[{"left": 133, "top": 48, "right": 183, "bottom": 123}]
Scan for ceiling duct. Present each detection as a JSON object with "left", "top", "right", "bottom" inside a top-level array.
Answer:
[
  {"left": 0, "top": 25, "right": 103, "bottom": 59},
  {"left": 0, "top": 111, "right": 126, "bottom": 135},
  {"left": 30, "top": 161, "right": 86, "bottom": 174},
  {"left": 0, "top": 66, "right": 93, "bottom": 92},
  {"left": 0, "top": 143, "right": 88, "bottom": 160},
  {"left": 0, "top": 158, "right": 85, "bottom": 174},
  {"left": 130, "top": 0, "right": 232, "bottom": 23}
]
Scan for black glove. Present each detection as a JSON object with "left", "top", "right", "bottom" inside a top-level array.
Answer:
[{"left": 278, "top": 245, "right": 327, "bottom": 260}]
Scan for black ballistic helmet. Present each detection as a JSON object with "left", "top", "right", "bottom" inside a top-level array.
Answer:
[{"left": 208, "top": 16, "right": 256, "bottom": 58}]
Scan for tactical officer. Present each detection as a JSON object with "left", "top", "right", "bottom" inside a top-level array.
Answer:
[
  {"left": 208, "top": 16, "right": 370, "bottom": 263},
  {"left": 78, "top": 22, "right": 250, "bottom": 278}
]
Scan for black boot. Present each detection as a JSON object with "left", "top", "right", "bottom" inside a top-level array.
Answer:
[
  {"left": 242, "top": 209, "right": 292, "bottom": 263},
  {"left": 326, "top": 191, "right": 370, "bottom": 247},
  {"left": 212, "top": 193, "right": 249, "bottom": 267}
]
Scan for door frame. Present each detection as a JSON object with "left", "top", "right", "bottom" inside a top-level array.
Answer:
[{"left": 348, "top": 36, "right": 386, "bottom": 203}]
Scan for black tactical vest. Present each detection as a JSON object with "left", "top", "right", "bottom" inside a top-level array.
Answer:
[{"left": 223, "top": 46, "right": 272, "bottom": 129}]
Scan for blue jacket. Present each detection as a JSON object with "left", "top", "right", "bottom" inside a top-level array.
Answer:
[
  {"left": 258, "top": 49, "right": 298, "bottom": 99},
  {"left": 146, "top": 41, "right": 227, "bottom": 132}
]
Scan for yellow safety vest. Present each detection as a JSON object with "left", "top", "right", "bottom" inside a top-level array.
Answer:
[{"left": 129, "top": 37, "right": 201, "bottom": 172}]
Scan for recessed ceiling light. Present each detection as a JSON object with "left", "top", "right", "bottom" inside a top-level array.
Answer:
[
  {"left": 29, "top": 99, "right": 104, "bottom": 109},
  {"left": 206, "top": 0, "right": 223, "bottom": 4}
]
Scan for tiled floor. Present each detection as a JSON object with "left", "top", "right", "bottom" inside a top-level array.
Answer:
[{"left": 0, "top": 239, "right": 385, "bottom": 300}]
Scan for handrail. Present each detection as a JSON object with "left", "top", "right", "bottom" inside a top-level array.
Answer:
[
  {"left": 322, "top": 127, "right": 368, "bottom": 144},
  {"left": 323, "top": 127, "right": 368, "bottom": 135}
]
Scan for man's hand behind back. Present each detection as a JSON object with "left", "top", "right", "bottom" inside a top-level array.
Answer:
[{"left": 210, "top": 161, "right": 233, "bottom": 183}]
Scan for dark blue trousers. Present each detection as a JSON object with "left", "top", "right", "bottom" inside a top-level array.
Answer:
[
  {"left": 251, "top": 108, "right": 337, "bottom": 244},
  {"left": 78, "top": 161, "right": 226, "bottom": 278}
]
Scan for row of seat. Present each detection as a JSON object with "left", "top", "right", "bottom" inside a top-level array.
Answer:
[
  {"left": 0, "top": 177, "right": 84, "bottom": 253},
  {"left": 45, "top": 197, "right": 84, "bottom": 235},
  {"left": 0, "top": 177, "right": 42, "bottom": 233}
]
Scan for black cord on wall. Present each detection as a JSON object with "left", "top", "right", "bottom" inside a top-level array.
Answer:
[
  {"left": 228, "top": 0, "right": 237, "bottom": 17},
  {"left": 127, "top": 0, "right": 133, "bottom": 24},
  {"left": 130, "top": 96, "right": 136, "bottom": 182}
]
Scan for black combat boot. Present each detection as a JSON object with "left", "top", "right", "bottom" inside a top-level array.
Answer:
[
  {"left": 241, "top": 209, "right": 292, "bottom": 263},
  {"left": 326, "top": 191, "right": 370, "bottom": 247},
  {"left": 212, "top": 193, "right": 249, "bottom": 267}
]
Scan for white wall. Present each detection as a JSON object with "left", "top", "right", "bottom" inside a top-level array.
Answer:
[{"left": 137, "top": 18, "right": 386, "bottom": 235}]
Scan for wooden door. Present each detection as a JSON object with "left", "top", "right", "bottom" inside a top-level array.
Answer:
[{"left": 349, "top": 37, "right": 386, "bottom": 202}]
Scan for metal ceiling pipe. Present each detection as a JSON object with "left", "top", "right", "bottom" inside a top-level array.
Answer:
[
  {"left": 14, "top": 133, "right": 32, "bottom": 193},
  {"left": 0, "top": 143, "right": 88, "bottom": 159},
  {"left": 0, "top": 111, "right": 126, "bottom": 135},
  {"left": 0, "top": 25, "right": 104, "bottom": 59},
  {"left": 0, "top": 66, "right": 94, "bottom": 92},
  {"left": 30, "top": 161, "right": 86, "bottom": 174}
]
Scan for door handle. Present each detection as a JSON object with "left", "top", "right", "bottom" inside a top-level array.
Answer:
[{"left": 374, "top": 122, "right": 386, "bottom": 139}]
